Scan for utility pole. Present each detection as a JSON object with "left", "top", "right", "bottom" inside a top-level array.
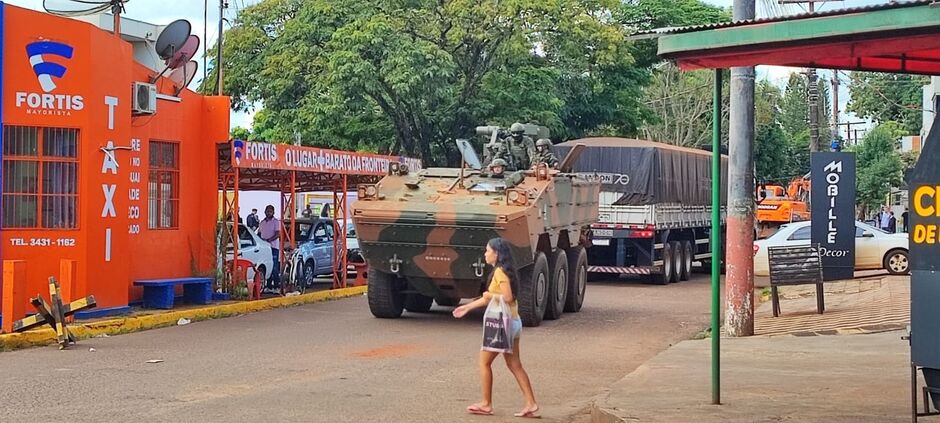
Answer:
[
  {"left": 832, "top": 70, "right": 840, "bottom": 148},
  {"left": 807, "top": 69, "right": 820, "bottom": 151},
  {"left": 217, "top": 0, "right": 228, "bottom": 95},
  {"left": 726, "top": 0, "right": 756, "bottom": 337}
]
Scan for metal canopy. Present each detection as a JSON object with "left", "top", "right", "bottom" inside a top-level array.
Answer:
[{"left": 656, "top": 0, "right": 940, "bottom": 75}]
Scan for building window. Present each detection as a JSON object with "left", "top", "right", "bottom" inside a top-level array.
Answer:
[
  {"left": 2, "top": 126, "right": 79, "bottom": 229},
  {"left": 148, "top": 141, "right": 179, "bottom": 229}
]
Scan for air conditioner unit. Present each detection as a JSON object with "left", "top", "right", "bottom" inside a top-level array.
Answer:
[{"left": 132, "top": 82, "right": 157, "bottom": 115}]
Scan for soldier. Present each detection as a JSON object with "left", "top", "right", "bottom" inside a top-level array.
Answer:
[
  {"left": 532, "top": 138, "right": 558, "bottom": 169},
  {"left": 488, "top": 158, "right": 508, "bottom": 178},
  {"left": 500, "top": 123, "right": 537, "bottom": 171}
]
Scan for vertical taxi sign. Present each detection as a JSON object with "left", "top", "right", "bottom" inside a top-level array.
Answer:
[{"left": 910, "top": 113, "right": 940, "bottom": 369}]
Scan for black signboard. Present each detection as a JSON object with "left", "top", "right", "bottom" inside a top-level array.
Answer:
[
  {"left": 810, "top": 152, "right": 856, "bottom": 281},
  {"left": 909, "top": 113, "right": 940, "bottom": 369}
]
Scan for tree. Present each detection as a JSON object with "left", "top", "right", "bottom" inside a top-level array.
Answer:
[
  {"left": 851, "top": 122, "right": 905, "bottom": 213},
  {"left": 848, "top": 72, "right": 927, "bottom": 135},
  {"left": 640, "top": 64, "right": 728, "bottom": 148},
  {"left": 616, "top": 0, "right": 730, "bottom": 68},
  {"left": 230, "top": 126, "right": 251, "bottom": 140},
  {"left": 206, "top": 0, "right": 648, "bottom": 166}
]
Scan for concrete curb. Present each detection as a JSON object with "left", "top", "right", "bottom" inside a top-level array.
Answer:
[{"left": 0, "top": 286, "right": 367, "bottom": 351}]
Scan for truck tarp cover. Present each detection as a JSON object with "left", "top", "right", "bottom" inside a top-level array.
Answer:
[{"left": 554, "top": 138, "right": 728, "bottom": 206}]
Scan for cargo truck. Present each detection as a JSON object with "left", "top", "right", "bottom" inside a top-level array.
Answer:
[{"left": 554, "top": 138, "right": 728, "bottom": 284}]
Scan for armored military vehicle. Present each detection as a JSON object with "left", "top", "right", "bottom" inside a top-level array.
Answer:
[{"left": 351, "top": 133, "right": 599, "bottom": 327}]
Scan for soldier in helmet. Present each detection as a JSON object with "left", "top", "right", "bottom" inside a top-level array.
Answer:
[
  {"left": 488, "top": 158, "right": 508, "bottom": 178},
  {"left": 532, "top": 138, "right": 558, "bottom": 169},
  {"left": 499, "top": 122, "right": 537, "bottom": 171}
]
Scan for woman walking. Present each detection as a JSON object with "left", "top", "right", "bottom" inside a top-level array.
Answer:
[{"left": 453, "top": 238, "right": 540, "bottom": 418}]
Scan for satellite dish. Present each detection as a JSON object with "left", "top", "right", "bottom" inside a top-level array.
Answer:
[
  {"left": 455, "top": 139, "right": 483, "bottom": 170},
  {"left": 155, "top": 19, "right": 192, "bottom": 61},
  {"left": 44, "top": 0, "right": 127, "bottom": 17},
  {"left": 168, "top": 61, "right": 199, "bottom": 96},
  {"left": 165, "top": 35, "right": 200, "bottom": 70}
]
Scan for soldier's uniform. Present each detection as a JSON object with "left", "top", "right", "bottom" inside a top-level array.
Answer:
[
  {"left": 533, "top": 138, "right": 558, "bottom": 169},
  {"left": 499, "top": 123, "right": 536, "bottom": 171}
]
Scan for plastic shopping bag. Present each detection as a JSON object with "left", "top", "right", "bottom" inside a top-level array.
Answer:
[{"left": 481, "top": 296, "right": 513, "bottom": 354}]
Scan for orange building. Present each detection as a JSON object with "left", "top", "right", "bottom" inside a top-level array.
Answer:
[{"left": 1, "top": 3, "right": 229, "bottom": 328}]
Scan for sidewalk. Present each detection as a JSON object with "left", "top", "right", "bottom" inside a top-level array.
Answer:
[
  {"left": 592, "top": 276, "right": 914, "bottom": 422},
  {"left": 0, "top": 286, "right": 366, "bottom": 351}
]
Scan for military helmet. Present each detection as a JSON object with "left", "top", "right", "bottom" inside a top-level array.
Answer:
[
  {"left": 536, "top": 138, "right": 552, "bottom": 147},
  {"left": 490, "top": 158, "right": 508, "bottom": 168},
  {"left": 509, "top": 122, "right": 525, "bottom": 134}
]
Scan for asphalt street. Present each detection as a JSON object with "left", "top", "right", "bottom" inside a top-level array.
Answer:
[{"left": 0, "top": 275, "right": 713, "bottom": 423}]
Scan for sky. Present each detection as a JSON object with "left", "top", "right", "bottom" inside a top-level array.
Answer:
[{"left": 7, "top": 0, "right": 905, "bottom": 137}]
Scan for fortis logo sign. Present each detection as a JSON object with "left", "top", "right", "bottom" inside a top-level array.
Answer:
[{"left": 14, "top": 40, "right": 85, "bottom": 116}]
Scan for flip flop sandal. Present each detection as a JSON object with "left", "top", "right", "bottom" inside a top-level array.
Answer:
[
  {"left": 467, "top": 405, "right": 494, "bottom": 416},
  {"left": 513, "top": 410, "right": 541, "bottom": 418}
]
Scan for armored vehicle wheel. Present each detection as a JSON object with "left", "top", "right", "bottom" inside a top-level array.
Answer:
[
  {"left": 367, "top": 268, "right": 404, "bottom": 318},
  {"left": 679, "top": 241, "right": 693, "bottom": 281},
  {"left": 564, "top": 246, "right": 588, "bottom": 312},
  {"left": 404, "top": 293, "right": 434, "bottom": 313},
  {"left": 435, "top": 296, "right": 461, "bottom": 307},
  {"left": 519, "top": 252, "right": 550, "bottom": 327},
  {"left": 544, "top": 249, "right": 569, "bottom": 321},
  {"left": 652, "top": 243, "right": 673, "bottom": 285}
]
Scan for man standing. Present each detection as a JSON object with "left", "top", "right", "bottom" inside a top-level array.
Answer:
[
  {"left": 246, "top": 208, "right": 260, "bottom": 231},
  {"left": 879, "top": 206, "right": 891, "bottom": 230},
  {"left": 302, "top": 204, "right": 313, "bottom": 218},
  {"left": 258, "top": 205, "right": 281, "bottom": 292},
  {"left": 888, "top": 211, "right": 897, "bottom": 233},
  {"left": 902, "top": 208, "right": 910, "bottom": 233},
  {"left": 501, "top": 123, "right": 537, "bottom": 171}
]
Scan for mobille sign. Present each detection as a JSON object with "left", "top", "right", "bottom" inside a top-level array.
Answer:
[{"left": 810, "top": 152, "right": 856, "bottom": 281}]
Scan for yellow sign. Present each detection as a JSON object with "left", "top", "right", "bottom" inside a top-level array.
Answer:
[{"left": 912, "top": 185, "right": 940, "bottom": 243}]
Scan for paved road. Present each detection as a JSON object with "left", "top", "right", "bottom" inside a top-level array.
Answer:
[{"left": 0, "top": 276, "right": 713, "bottom": 423}]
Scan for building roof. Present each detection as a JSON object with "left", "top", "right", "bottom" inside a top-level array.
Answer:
[{"left": 654, "top": 0, "right": 940, "bottom": 75}]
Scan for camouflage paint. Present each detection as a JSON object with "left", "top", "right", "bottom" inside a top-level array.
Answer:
[{"left": 352, "top": 167, "right": 599, "bottom": 299}]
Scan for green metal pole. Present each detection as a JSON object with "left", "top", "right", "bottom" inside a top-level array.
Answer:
[{"left": 711, "top": 68, "right": 722, "bottom": 405}]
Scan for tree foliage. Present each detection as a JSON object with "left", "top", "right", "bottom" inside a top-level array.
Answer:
[
  {"left": 851, "top": 122, "right": 905, "bottom": 211},
  {"left": 205, "top": 0, "right": 652, "bottom": 165},
  {"left": 847, "top": 72, "right": 927, "bottom": 135},
  {"left": 640, "top": 64, "right": 728, "bottom": 148}
]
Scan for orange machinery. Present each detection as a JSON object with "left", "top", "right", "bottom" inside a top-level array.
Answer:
[{"left": 755, "top": 175, "right": 811, "bottom": 239}]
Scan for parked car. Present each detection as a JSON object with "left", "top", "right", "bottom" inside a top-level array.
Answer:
[
  {"left": 753, "top": 220, "right": 909, "bottom": 276},
  {"left": 288, "top": 218, "right": 361, "bottom": 287},
  {"left": 217, "top": 222, "right": 275, "bottom": 281}
]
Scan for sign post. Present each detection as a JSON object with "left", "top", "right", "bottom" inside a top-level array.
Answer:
[{"left": 810, "top": 152, "right": 856, "bottom": 281}]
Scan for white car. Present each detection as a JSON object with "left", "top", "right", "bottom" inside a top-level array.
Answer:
[
  {"left": 218, "top": 223, "right": 275, "bottom": 282},
  {"left": 753, "top": 221, "right": 909, "bottom": 276}
]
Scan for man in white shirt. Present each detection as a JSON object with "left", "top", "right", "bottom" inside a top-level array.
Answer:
[
  {"left": 879, "top": 206, "right": 891, "bottom": 230},
  {"left": 258, "top": 205, "right": 281, "bottom": 291}
]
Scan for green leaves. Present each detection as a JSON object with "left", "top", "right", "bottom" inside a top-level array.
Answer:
[
  {"left": 211, "top": 0, "right": 655, "bottom": 165},
  {"left": 848, "top": 72, "right": 927, "bottom": 135},
  {"left": 851, "top": 122, "right": 905, "bottom": 210}
]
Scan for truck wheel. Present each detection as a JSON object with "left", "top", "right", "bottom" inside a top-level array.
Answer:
[
  {"left": 679, "top": 241, "right": 693, "bottom": 281},
  {"left": 404, "top": 293, "right": 434, "bottom": 313},
  {"left": 564, "top": 246, "right": 588, "bottom": 312},
  {"left": 434, "top": 296, "right": 461, "bottom": 307},
  {"left": 544, "top": 249, "right": 569, "bottom": 321},
  {"left": 519, "top": 252, "right": 550, "bottom": 327},
  {"left": 668, "top": 241, "right": 681, "bottom": 283},
  {"left": 367, "top": 268, "right": 404, "bottom": 318},
  {"left": 652, "top": 243, "right": 673, "bottom": 285}
]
